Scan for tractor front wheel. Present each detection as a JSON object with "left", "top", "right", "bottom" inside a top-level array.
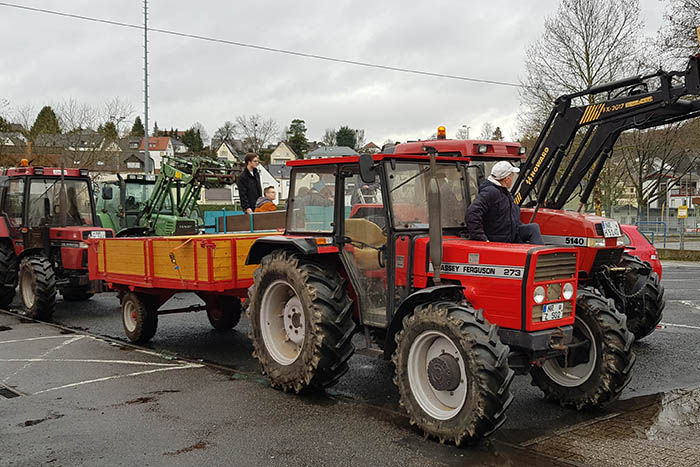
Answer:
[
  {"left": 618, "top": 253, "right": 665, "bottom": 340},
  {"left": 393, "top": 302, "right": 514, "bottom": 445},
  {"left": 205, "top": 295, "right": 242, "bottom": 331},
  {"left": 530, "top": 287, "right": 635, "bottom": 409},
  {"left": 18, "top": 256, "right": 57, "bottom": 319},
  {"left": 248, "top": 251, "right": 355, "bottom": 392},
  {"left": 121, "top": 292, "right": 158, "bottom": 343}
]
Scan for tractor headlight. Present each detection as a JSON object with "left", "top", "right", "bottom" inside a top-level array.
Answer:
[
  {"left": 587, "top": 237, "right": 606, "bottom": 248},
  {"left": 533, "top": 286, "right": 546, "bottom": 304},
  {"left": 562, "top": 283, "right": 575, "bottom": 300},
  {"left": 616, "top": 237, "right": 625, "bottom": 246}
]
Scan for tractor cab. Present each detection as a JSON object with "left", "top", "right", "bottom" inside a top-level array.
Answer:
[{"left": 0, "top": 161, "right": 112, "bottom": 318}]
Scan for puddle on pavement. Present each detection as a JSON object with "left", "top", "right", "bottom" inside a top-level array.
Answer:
[{"left": 643, "top": 387, "right": 700, "bottom": 441}]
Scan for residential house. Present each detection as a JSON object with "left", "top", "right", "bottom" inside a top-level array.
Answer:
[
  {"left": 306, "top": 146, "right": 358, "bottom": 158},
  {"left": 268, "top": 164, "right": 292, "bottom": 200},
  {"left": 215, "top": 140, "right": 244, "bottom": 162},
  {"left": 360, "top": 142, "right": 380, "bottom": 154},
  {"left": 139, "top": 136, "right": 188, "bottom": 171},
  {"left": 269, "top": 142, "right": 297, "bottom": 165}
]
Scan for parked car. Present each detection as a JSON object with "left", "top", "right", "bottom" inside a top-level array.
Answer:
[{"left": 621, "top": 224, "right": 662, "bottom": 279}]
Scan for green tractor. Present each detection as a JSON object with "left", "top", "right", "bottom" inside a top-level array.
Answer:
[{"left": 96, "top": 155, "right": 241, "bottom": 237}]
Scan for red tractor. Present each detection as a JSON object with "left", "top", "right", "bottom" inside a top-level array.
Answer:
[
  {"left": 244, "top": 146, "right": 635, "bottom": 444},
  {"left": 0, "top": 161, "right": 113, "bottom": 318},
  {"left": 393, "top": 53, "right": 700, "bottom": 341}
]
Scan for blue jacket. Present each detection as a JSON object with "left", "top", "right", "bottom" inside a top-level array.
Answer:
[{"left": 465, "top": 179, "right": 521, "bottom": 242}]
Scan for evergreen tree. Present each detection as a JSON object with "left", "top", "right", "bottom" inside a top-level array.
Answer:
[
  {"left": 335, "top": 125, "right": 357, "bottom": 149},
  {"left": 0, "top": 115, "right": 11, "bottom": 132},
  {"left": 286, "top": 119, "right": 308, "bottom": 158},
  {"left": 153, "top": 121, "right": 159, "bottom": 136},
  {"left": 181, "top": 127, "right": 204, "bottom": 152},
  {"left": 29, "top": 105, "right": 61, "bottom": 141},
  {"left": 98, "top": 121, "right": 118, "bottom": 141},
  {"left": 130, "top": 116, "right": 145, "bottom": 136},
  {"left": 492, "top": 127, "right": 504, "bottom": 141}
]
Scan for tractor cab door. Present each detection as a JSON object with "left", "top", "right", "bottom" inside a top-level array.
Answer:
[
  {"left": 340, "top": 167, "right": 389, "bottom": 328},
  {"left": 0, "top": 177, "right": 25, "bottom": 240}
]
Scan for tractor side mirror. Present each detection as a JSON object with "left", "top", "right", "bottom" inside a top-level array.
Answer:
[
  {"left": 102, "top": 185, "right": 113, "bottom": 200},
  {"left": 359, "top": 154, "right": 376, "bottom": 184}
]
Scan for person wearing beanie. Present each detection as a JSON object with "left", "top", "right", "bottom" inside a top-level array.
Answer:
[{"left": 465, "top": 160, "right": 543, "bottom": 244}]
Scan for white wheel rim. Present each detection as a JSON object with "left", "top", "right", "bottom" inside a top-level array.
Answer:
[
  {"left": 542, "top": 316, "right": 597, "bottom": 387},
  {"left": 20, "top": 267, "right": 35, "bottom": 309},
  {"left": 407, "top": 330, "right": 467, "bottom": 420},
  {"left": 123, "top": 299, "right": 138, "bottom": 333},
  {"left": 260, "top": 280, "right": 305, "bottom": 366}
]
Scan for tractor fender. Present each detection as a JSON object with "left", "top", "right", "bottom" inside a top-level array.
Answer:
[
  {"left": 383, "top": 284, "right": 465, "bottom": 358},
  {"left": 246, "top": 236, "right": 321, "bottom": 265},
  {"left": 0, "top": 217, "right": 10, "bottom": 239}
]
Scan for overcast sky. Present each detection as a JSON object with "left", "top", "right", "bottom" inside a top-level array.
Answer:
[{"left": 0, "top": 0, "right": 668, "bottom": 146}]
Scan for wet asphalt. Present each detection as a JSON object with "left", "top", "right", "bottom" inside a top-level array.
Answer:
[{"left": 1, "top": 260, "right": 699, "bottom": 465}]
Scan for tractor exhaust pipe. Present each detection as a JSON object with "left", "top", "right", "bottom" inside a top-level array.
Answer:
[{"left": 424, "top": 146, "right": 443, "bottom": 284}]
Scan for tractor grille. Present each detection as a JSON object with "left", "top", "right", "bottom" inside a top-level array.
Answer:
[
  {"left": 534, "top": 252, "right": 577, "bottom": 282},
  {"left": 591, "top": 248, "right": 623, "bottom": 272}
]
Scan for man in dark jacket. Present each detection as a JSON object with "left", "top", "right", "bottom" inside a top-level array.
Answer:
[
  {"left": 465, "top": 161, "right": 543, "bottom": 244},
  {"left": 237, "top": 153, "right": 262, "bottom": 214}
]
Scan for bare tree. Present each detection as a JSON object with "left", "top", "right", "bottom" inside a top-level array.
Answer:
[
  {"left": 455, "top": 126, "right": 469, "bottom": 139},
  {"left": 212, "top": 121, "right": 237, "bottom": 148},
  {"left": 13, "top": 104, "right": 36, "bottom": 137},
  {"left": 479, "top": 122, "right": 494, "bottom": 140},
  {"left": 190, "top": 121, "right": 209, "bottom": 146},
  {"left": 234, "top": 114, "right": 279, "bottom": 154},
  {"left": 519, "top": 0, "right": 643, "bottom": 134},
  {"left": 100, "top": 97, "right": 135, "bottom": 137},
  {"left": 620, "top": 123, "right": 700, "bottom": 208},
  {"left": 656, "top": 0, "right": 700, "bottom": 68},
  {"left": 354, "top": 129, "right": 366, "bottom": 150},
  {"left": 322, "top": 128, "right": 336, "bottom": 146}
]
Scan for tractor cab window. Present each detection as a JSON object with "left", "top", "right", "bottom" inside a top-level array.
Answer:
[
  {"left": 386, "top": 162, "right": 467, "bottom": 229},
  {"left": 126, "top": 182, "right": 171, "bottom": 213},
  {"left": 4, "top": 179, "right": 25, "bottom": 226},
  {"left": 288, "top": 167, "right": 336, "bottom": 232},
  {"left": 27, "top": 178, "right": 93, "bottom": 227}
]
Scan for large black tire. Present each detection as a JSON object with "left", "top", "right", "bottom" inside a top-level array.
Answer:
[
  {"left": 618, "top": 253, "right": 665, "bottom": 340},
  {"left": 247, "top": 251, "right": 355, "bottom": 392},
  {"left": 0, "top": 242, "right": 18, "bottom": 309},
  {"left": 392, "top": 302, "right": 514, "bottom": 445},
  {"left": 531, "top": 287, "right": 635, "bottom": 409},
  {"left": 121, "top": 292, "right": 158, "bottom": 343},
  {"left": 61, "top": 286, "right": 94, "bottom": 302},
  {"left": 18, "top": 256, "right": 56, "bottom": 320},
  {"left": 205, "top": 296, "right": 242, "bottom": 331}
]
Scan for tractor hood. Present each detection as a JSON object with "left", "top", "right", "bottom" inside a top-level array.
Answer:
[{"left": 520, "top": 208, "right": 623, "bottom": 248}]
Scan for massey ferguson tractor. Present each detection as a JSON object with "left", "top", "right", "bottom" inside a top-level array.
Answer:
[
  {"left": 244, "top": 145, "right": 635, "bottom": 444},
  {"left": 0, "top": 161, "right": 113, "bottom": 318},
  {"left": 393, "top": 53, "right": 700, "bottom": 341}
]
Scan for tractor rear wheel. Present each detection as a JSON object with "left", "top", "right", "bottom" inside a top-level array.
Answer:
[
  {"left": 205, "top": 296, "right": 242, "bottom": 331},
  {"left": 121, "top": 292, "right": 158, "bottom": 343},
  {"left": 530, "top": 287, "right": 635, "bottom": 409},
  {"left": 0, "top": 242, "right": 18, "bottom": 309},
  {"left": 618, "top": 253, "right": 665, "bottom": 340},
  {"left": 61, "top": 286, "right": 94, "bottom": 302},
  {"left": 392, "top": 302, "right": 514, "bottom": 445},
  {"left": 248, "top": 251, "right": 355, "bottom": 392},
  {"left": 18, "top": 256, "right": 57, "bottom": 320}
]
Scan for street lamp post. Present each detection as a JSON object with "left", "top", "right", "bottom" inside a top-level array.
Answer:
[{"left": 462, "top": 124, "right": 471, "bottom": 139}]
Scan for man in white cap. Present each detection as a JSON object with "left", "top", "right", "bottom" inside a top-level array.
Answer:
[{"left": 465, "top": 160, "right": 543, "bottom": 244}]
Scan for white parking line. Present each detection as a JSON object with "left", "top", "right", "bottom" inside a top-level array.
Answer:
[
  {"left": 32, "top": 364, "right": 204, "bottom": 395},
  {"left": 2, "top": 336, "right": 84, "bottom": 384},
  {"left": 668, "top": 300, "right": 700, "bottom": 312},
  {"left": 660, "top": 322, "right": 700, "bottom": 331},
  {"left": 0, "top": 358, "right": 183, "bottom": 367},
  {"left": 0, "top": 335, "right": 78, "bottom": 345}
]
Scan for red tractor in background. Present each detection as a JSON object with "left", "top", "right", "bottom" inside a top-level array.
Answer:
[
  {"left": 244, "top": 144, "right": 635, "bottom": 444},
  {"left": 393, "top": 53, "right": 700, "bottom": 340},
  {"left": 0, "top": 161, "right": 113, "bottom": 318}
]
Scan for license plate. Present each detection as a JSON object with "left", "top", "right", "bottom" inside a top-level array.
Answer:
[
  {"left": 601, "top": 220, "right": 621, "bottom": 238},
  {"left": 542, "top": 302, "right": 564, "bottom": 321},
  {"left": 89, "top": 231, "right": 106, "bottom": 239}
]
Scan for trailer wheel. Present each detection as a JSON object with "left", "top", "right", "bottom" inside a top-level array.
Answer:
[
  {"left": 530, "top": 287, "right": 635, "bottom": 409},
  {"left": 205, "top": 296, "right": 242, "bottom": 331},
  {"left": 618, "top": 253, "right": 665, "bottom": 340},
  {"left": 61, "top": 287, "right": 94, "bottom": 302},
  {"left": 248, "top": 251, "right": 355, "bottom": 392},
  {"left": 18, "top": 256, "right": 56, "bottom": 320},
  {"left": 392, "top": 302, "right": 514, "bottom": 445},
  {"left": 0, "top": 242, "right": 18, "bottom": 309},
  {"left": 121, "top": 292, "right": 158, "bottom": 343}
]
